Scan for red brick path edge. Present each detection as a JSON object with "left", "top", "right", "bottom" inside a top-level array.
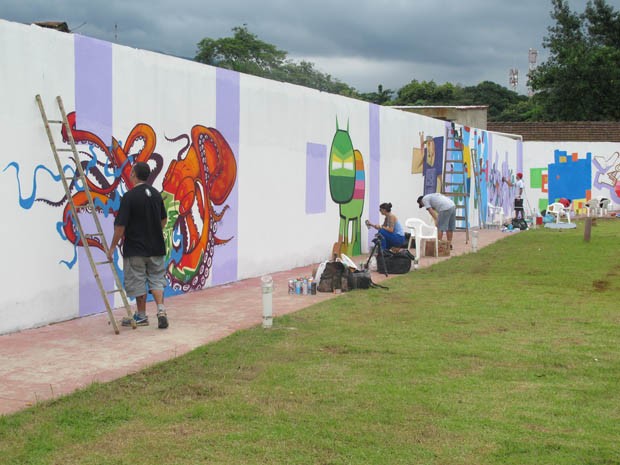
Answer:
[{"left": 0, "top": 228, "right": 509, "bottom": 415}]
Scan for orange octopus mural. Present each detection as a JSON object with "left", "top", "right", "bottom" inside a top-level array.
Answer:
[{"left": 19, "top": 112, "right": 237, "bottom": 292}]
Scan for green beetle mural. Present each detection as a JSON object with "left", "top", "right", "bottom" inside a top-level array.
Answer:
[{"left": 329, "top": 120, "right": 365, "bottom": 256}]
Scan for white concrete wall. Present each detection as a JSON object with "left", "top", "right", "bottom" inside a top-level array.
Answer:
[
  {"left": 0, "top": 21, "right": 79, "bottom": 331},
  {"left": 0, "top": 19, "right": 534, "bottom": 334},
  {"left": 521, "top": 141, "right": 620, "bottom": 215}
]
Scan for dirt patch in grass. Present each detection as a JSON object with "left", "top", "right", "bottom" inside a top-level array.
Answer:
[{"left": 592, "top": 279, "right": 610, "bottom": 291}]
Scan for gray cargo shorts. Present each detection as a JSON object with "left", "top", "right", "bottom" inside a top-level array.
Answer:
[
  {"left": 438, "top": 206, "right": 456, "bottom": 232},
  {"left": 123, "top": 255, "right": 167, "bottom": 298}
]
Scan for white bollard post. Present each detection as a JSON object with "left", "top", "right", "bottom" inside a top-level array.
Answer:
[
  {"left": 471, "top": 230, "right": 479, "bottom": 252},
  {"left": 261, "top": 275, "right": 273, "bottom": 328}
]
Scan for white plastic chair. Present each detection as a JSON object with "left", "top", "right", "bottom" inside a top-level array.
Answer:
[
  {"left": 486, "top": 203, "right": 504, "bottom": 228},
  {"left": 585, "top": 197, "right": 599, "bottom": 217},
  {"left": 405, "top": 218, "right": 438, "bottom": 259},
  {"left": 586, "top": 197, "right": 610, "bottom": 217},
  {"left": 600, "top": 198, "right": 611, "bottom": 216},
  {"left": 547, "top": 202, "right": 571, "bottom": 224}
]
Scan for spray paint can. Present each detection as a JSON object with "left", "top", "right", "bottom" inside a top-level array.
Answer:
[
  {"left": 288, "top": 279, "right": 295, "bottom": 295},
  {"left": 295, "top": 279, "right": 302, "bottom": 295},
  {"left": 302, "top": 278, "right": 308, "bottom": 295}
]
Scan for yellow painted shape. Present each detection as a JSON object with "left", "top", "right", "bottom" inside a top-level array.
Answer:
[{"left": 412, "top": 147, "right": 423, "bottom": 174}]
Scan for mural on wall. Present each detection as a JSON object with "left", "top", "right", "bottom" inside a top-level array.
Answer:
[
  {"left": 471, "top": 128, "right": 489, "bottom": 220},
  {"left": 529, "top": 150, "right": 592, "bottom": 213},
  {"left": 486, "top": 143, "right": 517, "bottom": 218},
  {"left": 329, "top": 121, "right": 365, "bottom": 256},
  {"left": 412, "top": 132, "right": 443, "bottom": 195},
  {"left": 593, "top": 150, "right": 620, "bottom": 201},
  {"left": 461, "top": 126, "right": 473, "bottom": 196},
  {"left": 4, "top": 111, "right": 237, "bottom": 294}
]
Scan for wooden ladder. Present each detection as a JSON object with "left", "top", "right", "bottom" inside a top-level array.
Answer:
[
  {"left": 35, "top": 95, "right": 135, "bottom": 334},
  {"left": 441, "top": 122, "right": 470, "bottom": 243}
]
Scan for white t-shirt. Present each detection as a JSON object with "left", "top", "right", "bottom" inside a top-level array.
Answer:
[
  {"left": 515, "top": 179, "right": 524, "bottom": 198},
  {"left": 422, "top": 193, "right": 455, "bottom": 212}
]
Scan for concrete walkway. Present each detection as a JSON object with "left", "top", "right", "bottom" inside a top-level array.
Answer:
[{"left": 0, "top": 228, "right": 510, "bottom": 416}]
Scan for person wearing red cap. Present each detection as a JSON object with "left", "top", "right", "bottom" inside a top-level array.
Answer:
[
  {"left": 502, "top": 172, "right": 525, "bottom": 220},
  {"left": 502, "top": 172, "right": 524, "bottom": 199}
]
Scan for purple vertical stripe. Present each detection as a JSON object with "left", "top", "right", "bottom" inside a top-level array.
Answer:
[
  {"left": 487, "top": 132, "right": 493, "bottom": 182},
  {"left": 75, "top": 35, "right": 114, "bottom": 316},
  {"left": 368, "top": 104, "right": 380, "bottom": 248},
  {"left": 305, "top": 143, "right": 327, "bottom": 214},
  {"left": 75, "top": 36, "right": 113, "bottom": 144},
  {"left": 212, "top": 68, "right": 240, "bottom": 285},
  {"left": 517, "top": 139, "right": 523, "bottom": 175}
]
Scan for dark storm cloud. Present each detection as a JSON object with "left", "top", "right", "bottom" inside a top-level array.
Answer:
[{"left": 2, "top": 0, "right": 619, "bottom": 92}]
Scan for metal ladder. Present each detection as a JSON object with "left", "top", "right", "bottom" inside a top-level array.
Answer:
[
  {"left": 441, "top": 122, "right": 470, "bottom": 243},
  {"left": 35, "top": 95, "right": 135, "bottom": 334}
]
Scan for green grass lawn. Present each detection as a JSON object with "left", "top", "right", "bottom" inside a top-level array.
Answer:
[{"left": 1, "top": 220, "right": 619, "bottom": 464}]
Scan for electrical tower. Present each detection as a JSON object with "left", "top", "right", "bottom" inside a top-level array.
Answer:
[
  {"left": 509, "top": 68, "right": 518, "bottom": 91},
  {"left": 527, "top": 48, "right": 538, "bottom": 96}
]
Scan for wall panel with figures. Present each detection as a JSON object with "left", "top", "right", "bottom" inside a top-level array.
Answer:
[{"left": 16, "top": 19, "right": 620, "bottom": 335}]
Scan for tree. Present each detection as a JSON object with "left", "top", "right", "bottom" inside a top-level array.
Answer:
[
  {"left": 358, "top": 85, "right": 394, "bottom": 104},
  {"left": 195, "top": 25, "right": 287, "bottom": 78},
  {"left": 391, "top": 79, "right": 529, "bottom": 121},
  {"left": 459, "top": 81, "right": 529, "bottom": 121},
  {"left": 528, "top": 0, "right": 620, "bottom": 120},
  {"left": 392, "top": 80, "right": 461, "bottom": 106},
  {"left": 494, "top": 100, "right": 544, "bottom": 122},
  {"left": 195, "top": 26, "right": 357, "bottom": 96}
]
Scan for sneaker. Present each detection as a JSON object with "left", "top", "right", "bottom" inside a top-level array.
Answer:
[
  {"left": 122, "top": 313, "right": 149, "bottom": 327},
  {"left": 157, "top": 310, "right": 169, "bottom": 329}
]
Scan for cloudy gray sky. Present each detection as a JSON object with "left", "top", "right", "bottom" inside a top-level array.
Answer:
[{"left": 3, "top": 0, "right": 619, "bottom": 94}]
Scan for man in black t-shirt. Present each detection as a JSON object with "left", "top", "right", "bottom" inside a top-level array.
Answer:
[{"left": 107, "top": 162, "right": 169, "bottom": 329}]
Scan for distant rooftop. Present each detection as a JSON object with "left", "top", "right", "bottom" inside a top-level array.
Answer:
[
  {"left": 487, "top": 122, "right": 620, "bottom": 142},
  {"left": 33, "top": 21, "right": 70, "bottom": 33},
  {"left": 392, "top": 105, "right": 489, "bottom": 110}
]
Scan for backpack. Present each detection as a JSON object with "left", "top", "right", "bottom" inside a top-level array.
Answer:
[
  {"left": 511, "top": 218, "right": 528, "bottom": 230},
  {"left": 317, "top": 261, "right": 350, "bottom": 292},
  {"left": 377, "top": 249, "right": 412, "bottom": 274}
]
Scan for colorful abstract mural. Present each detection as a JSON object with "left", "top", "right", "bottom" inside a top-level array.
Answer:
[
  {"left": 4, "top": 113, "right": 237, "bottom": 295},
  {"left": 593, "top": 150, "right": 620, "bottom": 202},
  {"left": 530, "top": 150, "right": 592, "bottom": 213},
  {"left": 329, "top": 121, "right": 365, "bottom": 256}
]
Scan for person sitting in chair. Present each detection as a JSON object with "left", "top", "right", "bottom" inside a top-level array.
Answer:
[{"left": 365, "top": 202, "right": 406, "bottom": 251}]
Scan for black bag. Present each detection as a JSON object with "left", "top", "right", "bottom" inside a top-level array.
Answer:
[
  {"left": 511, "top": 218, "right": 528, "bottom": 230},
  {"left": 348, "top": 269, "right": 372, "bottom": 289},
  {"left": 348, "top": 268, "right": 389, "bottom": 290},
  {"left": 377, "top": 250, "right": 412, "bottom": 274},
  {"left": 318, "top": 261, "right": 350, "bottom": 292}
]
